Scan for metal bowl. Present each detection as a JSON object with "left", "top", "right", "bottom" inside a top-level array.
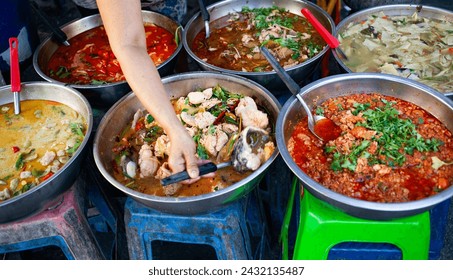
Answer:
[
  {"left": 0, "top": 82, "right": 93, "bottom": 224},
  {"left": 93, "top": 71, "right": 281, "bottom": 215},
  {"left": 277, "top": 73, "right": 453, "bottom": 220},
  {"left": 183, "top": 0, "right": 334, "bottom": 91},
  {"left": 33, "top": 10, "right": 183, "bottom": 107},
  {"left": 342, "top": 0, "right": 421, "bottom": 12},
  {"left": 332, "top": 4, "right": 453, "bottom": 97}
]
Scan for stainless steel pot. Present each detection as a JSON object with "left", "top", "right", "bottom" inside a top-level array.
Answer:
[
  {"left": 0, "top": 82, "right": 93, "bottom": 224},
  {"left": 343, "top": 0, "right": 421, "bottom": 11},
  {"left": 277, "top": 73, "right": 453, "bottom": 220},
  {"left": 332, "top": 4, "right": 453, "bottom": 97},
  {"left": 93, "top": 71, "right": 280, "bottom": 215},
  {"left": 33, "top": 11, "right": 183, "bottom": 107},
  {"left": 183, "top": 0, "right": 335, "bottom": 91}
]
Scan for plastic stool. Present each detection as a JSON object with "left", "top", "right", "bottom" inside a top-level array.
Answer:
[
  {"left": 124, "top": 191, "right": 267, "bottom": 260},
  {"left": 281, "top": 177, "right": 431, "bottom": 260},
  {"left": 0, "top": 181, "right": 105, "bottom": 260}
]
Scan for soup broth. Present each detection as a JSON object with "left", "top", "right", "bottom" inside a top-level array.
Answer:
[
  {"left": 0, "top": 100, "right": 87, "bottom": 201},
  {"left": 191, "top": 6, "right": 325, "bottom": 72}
]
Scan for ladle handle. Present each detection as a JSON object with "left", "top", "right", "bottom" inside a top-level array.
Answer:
[
  {"left": 160, "top": 162, "right": 218, "bottom": 186},
  {"left": 9, "top": 38, "right": 20, "bottom": 93},
  {"left": 30, "top": 1, "right": 70, "bottom": 46},
  {"left": 260, "top": 46, "right": 300, "bottom": 96},
  {"left": 301, "top": 8, "right": 339, "bottom": 48},
  {"left": 197, "top": 0, "right": 210, "bottom": 22}
]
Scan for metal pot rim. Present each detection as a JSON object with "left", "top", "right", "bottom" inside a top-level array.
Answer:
[
  {"left": 277, "top": 73, "right": 453, "bottom": 217},
  {"left": 0, "top": 82, "right": 93, "bottom": 209},
  {"left": 182, "top": 0, "right": 335, "bottom": 76},
  {"left": 332, "top": 4, "right": 453, "bottom": 96},
  {"left": 93, "top": 71, "right": 281, "bottom": 204},
  {"left": 32, "top": 10, "right": 184, "bottom": 90}
]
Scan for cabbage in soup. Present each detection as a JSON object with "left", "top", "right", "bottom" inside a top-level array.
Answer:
[{"left": 338, "top": 11, "right": 453, "bottom": 93}]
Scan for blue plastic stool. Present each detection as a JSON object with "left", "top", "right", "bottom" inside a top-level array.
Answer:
[{"left": 124, "top": 190, "right": 269, "bottom": 260}]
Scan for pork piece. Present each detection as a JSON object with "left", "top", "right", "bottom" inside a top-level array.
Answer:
[
  {"left": 199, "top": 126, "right": 229, "bottom": 157},
  {"left": 155, "top": 162, "right": 182, "bottom": 196},
  {"left": 138, "top": 143, "right": 159, "bottom": 178},
  {"left": 235, "top": 96, "right": 269, "bottom": 129},
  {"left": 0, "top": 188, "right": 10, "bottom": 201},
  {"left": 180, "top": 111, "right": 216, "bottom": 129}
]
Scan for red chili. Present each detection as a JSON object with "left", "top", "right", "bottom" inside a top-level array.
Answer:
[
  {"left": 41, "top": 172, "right": 54, "bottom": 181},
  {"left": 12, "top": 146, "right": 20, "bottom": 153}
]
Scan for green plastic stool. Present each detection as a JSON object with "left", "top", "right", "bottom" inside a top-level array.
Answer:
[{"left": 281, "top": 177, "right": 430, "bottom": 260}]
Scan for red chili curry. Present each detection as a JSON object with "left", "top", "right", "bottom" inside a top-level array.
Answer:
[
  {"left": 46, "top": 24, "right": 177, "bottom": 85},
  {"left": 288, "top": 93, "right": 453, "bottom": 203}
]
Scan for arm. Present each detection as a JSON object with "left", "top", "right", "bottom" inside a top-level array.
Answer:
[{"left": 96, "top": 0, "right": 200, "bottom": 180}]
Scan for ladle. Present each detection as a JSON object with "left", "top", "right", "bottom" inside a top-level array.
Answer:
[
  {"left": 9, "top": 38, "right": 21, "bottom": 115},
  {"left": 260, "top": 46, "right": 338, "bottom": 141},
  {"left": 30, "top": 1, "right": 70, "bottom": 46},
  {"left": 161, "top": 126, "right": 269, "bottom": 186},
  {"left": 197, "top": 0, "right": 210, "bottom": 38}
]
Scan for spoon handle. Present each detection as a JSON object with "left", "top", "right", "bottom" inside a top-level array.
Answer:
[
  {"left": 30, "top": 1, "right": 70, "bottom": 46},
  {"left": 301, "top": 8, "right": 339, "bottom": 48},
  {"left": 9, "top": 38, "right": 21, "bottom": 115},
  {"left": 260, "top": 46, "right": 300, "bottom": 96}
]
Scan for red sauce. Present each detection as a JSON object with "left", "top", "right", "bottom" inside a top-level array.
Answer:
[
  {"left": 46, "top": 24, "right": 177, "bottom": 85},
  {"left": 288, "top": 93, "right": 453, "bottom": 203},
  {"left": 314, "top": 118, "right": 342, "bottom": 142}
]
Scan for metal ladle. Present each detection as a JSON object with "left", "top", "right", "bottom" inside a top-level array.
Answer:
[
  {"left": 197, "top": 0, "right": 210, "bottom": 38},
  {"left": 160, "top": 126, "right": 270, "bottom": 186},
  {"left": 260, "top": 46, "right": 327, "bottom": 141}
]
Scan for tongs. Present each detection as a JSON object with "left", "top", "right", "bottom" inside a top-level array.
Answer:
[{"left": 197, "top": 0, "right": 210, "bottom": 38}]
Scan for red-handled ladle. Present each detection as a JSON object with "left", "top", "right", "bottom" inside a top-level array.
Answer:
[
  {"left": 301, "top": 8, "right": 348, "bottom": 60},
  {"left": 9, "top": 37, "right": 21, "bottom": 115}
]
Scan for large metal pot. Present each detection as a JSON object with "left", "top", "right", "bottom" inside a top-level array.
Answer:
[
  {"left": 33, "top": 10, "right": 183, "bottom": 107},
  {"left": 332, "top": 4, "right": 453, "bottom": 97},
  {"left": 277, "top": 73, "right": 453, "bottom": 220},
  {"left": 183, "top": 0, "right": 334, "bottom": 91},
  {"left": 342, "top": 0, "right": 421, "bottom": 12},
  {"left": 93, "top": 71, "right": 280, "bottom": 215},
  {"left": 0, "top": 82, "right": 93, "bottom": 224}
]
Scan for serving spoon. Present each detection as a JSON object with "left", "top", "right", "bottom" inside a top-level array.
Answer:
[
  {"left": 260, "top": 46, "right": 341, "bottom": 142},
  {"left": 161, "top": 126, "right": 270, "bottom": 186},
  {"left": 197, "top": 0, "right": 210, "bottom": 38}
]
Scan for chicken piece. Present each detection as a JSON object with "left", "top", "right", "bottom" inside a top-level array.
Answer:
[
  {"left": 220, "top": 123, "right": 239, "bottom": 134},
  {"left": 200, "top": 126, "right": 229, "bottom": 157},
  {"left": 199, "top": 98, "right": 222, "bottom": 110},
  {"left": 187, "top": 88, "right": 213, "bottom": 105},
  {"left": 39, "top": 151, "right": 56, "bottom": 166},
  {"left": 154, "top": 134, "right": 170, "bottom": 158},
  {"left": 155, "top": 162, "right": 182, "bottom": 196},
  {"left": 180, "top": 111, "right": 216, "bottom": 129},
  {"left": 0, "top": 188, "right": 10, "bottom": 201},
  {"left": 138, "top": 143, "right": 160, "bottom": 178},
  {"left": 235, "top": 96, "right": 269, "bottom": 129}
]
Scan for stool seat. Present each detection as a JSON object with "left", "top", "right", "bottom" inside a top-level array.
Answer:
[
  {"left": 124, "top": 190, "right": 268, "bottom": 260},
  {"left": 0, "top": 181, "right": 105, "bottom": 260},
  {"left": 282, "top": 178, "right": 431, "bottom": 260}
]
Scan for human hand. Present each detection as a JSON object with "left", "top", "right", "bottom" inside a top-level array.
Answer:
[{"left": 167, "top": 129, "right": 215, "bottom": 184}]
